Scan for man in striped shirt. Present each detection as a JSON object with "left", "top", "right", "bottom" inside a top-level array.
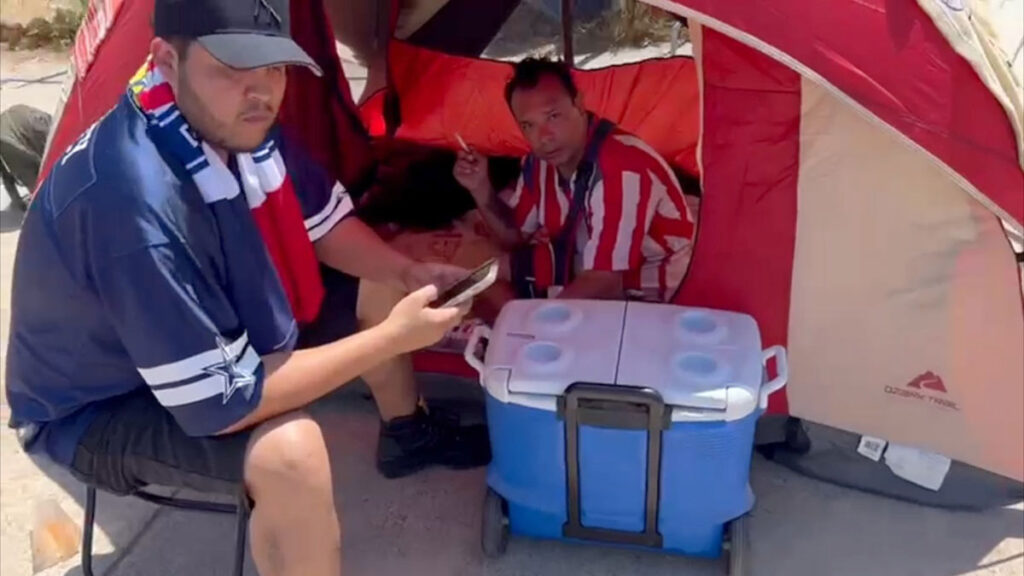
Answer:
[
  {"left": 454, "top": 57, "right": 696, "bottom": 304},
  {"left": 356, "top": 58, "right": 698, "bottom": 464}
]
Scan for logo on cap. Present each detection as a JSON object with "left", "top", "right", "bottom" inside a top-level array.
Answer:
[{"left": 254, "top": 0, "right": 282, "bottom": 28}]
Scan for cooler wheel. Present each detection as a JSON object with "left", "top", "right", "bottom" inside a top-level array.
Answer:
[
  {"left": 481, "top": 487, "right": 509, "bottom": 558},
  {"left": 724, "top": 514, "right": 750, "bottom": 576}
]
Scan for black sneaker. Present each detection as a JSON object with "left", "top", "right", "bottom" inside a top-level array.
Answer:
[{"left": 376, "top": 406, "right": 492, "bottom": 479}]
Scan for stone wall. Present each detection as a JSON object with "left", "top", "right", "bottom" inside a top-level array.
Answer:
[{"left": 1, "top": 0, "right": 79, "bottom": 27}]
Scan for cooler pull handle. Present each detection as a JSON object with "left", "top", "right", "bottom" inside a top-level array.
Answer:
[
  {"left": 760, "top": 345, "right": 789, "bottom": 409},
  {"left": 463, "top": 325, "right": 492, "bottom": 381},
  {"left": 560, "top": 383, "right": 666, "bottom": 549}
]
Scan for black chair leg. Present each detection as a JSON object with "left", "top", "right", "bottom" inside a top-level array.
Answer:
[
  {"left": 232, "top": 494, "right": 250, "bottom": 576},
  {"left": 81, "top": 484, "right": 248, "bottom": 576},
  {"left": 82, "top": 486, "right": 97, "bottom": 576}
]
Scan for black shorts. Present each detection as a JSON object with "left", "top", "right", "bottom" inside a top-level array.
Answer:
[{"left": 69, "top": 268, "right": 359, "bottom": 496}]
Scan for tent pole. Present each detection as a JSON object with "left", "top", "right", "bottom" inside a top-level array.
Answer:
[{"left": 561, "top": 0, "right": 574, "bottom": 66}]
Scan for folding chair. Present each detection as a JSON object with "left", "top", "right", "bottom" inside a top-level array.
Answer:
[{"left": 81, "top": 485, "right": 250, "bottom": 576}]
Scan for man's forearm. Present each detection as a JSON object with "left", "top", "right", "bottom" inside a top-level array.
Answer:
[
  {"left": 476, "top": 191, "right": 524, "bottom": 250},
  {"left": 315, "top": 217, "right": 413, "bottom": 288},
  {"left": 219, "top": 323, "right": 402, "bottom": 434}
]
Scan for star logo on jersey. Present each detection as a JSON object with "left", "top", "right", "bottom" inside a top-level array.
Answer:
[{"left": 204, "top": 337, "right": 256, "bottom": 404}]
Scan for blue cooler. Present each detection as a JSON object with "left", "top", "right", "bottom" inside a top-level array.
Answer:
[{"left": 464, "top": 300, "right": 788, "bottom": 565}]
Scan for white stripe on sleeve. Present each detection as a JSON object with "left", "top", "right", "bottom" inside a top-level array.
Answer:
[
  {"left": 151, "top": 346, "right": 261, "bottom": 407},
  {"left": 137, "top": 332, "right": 249, "bottom": 386},
  {"left": 304, "top": 183, "right": 341, "bottom": 229},
  {"left": 307, "top": 181, "right": 354, "bottom": 241}
]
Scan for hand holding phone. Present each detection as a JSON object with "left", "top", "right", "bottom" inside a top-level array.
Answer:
[
  {"left": 385, "top": 285, "right": 469, "bottom": 354},
  {"left": 432, "top": 258, "right": 499, "bottom": 308}
]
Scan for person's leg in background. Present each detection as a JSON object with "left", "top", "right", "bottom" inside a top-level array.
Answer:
[
  {"left": 356, "top": 279, "right": 419, "bottom": 421},
  {"left": 355, "top": 219, "right": 503, "bottom": 478},
  {"left": 292, "top": 261, "right": 490, "bottom": 479},
  {"left": 0, "top": 104, "right": 52, "bottom": 211},
  {"left": 354, "top": 256, "right": 514, "bottom": 413},
  {"left": 356, "top": 277, "right": 493, "bottom": 478},
  {"left": 0, "top": 159, "right": 23, "bottom": 212}
]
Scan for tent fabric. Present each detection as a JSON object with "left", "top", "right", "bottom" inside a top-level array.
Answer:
[
  {"left": 358, "top": 89, "right": 389, "bottom": 138},
  {"left": 645, "top": 0, "right": 1024, "bottom": 232},
  {"left": 38, "top": 0, "right": 374, "bottom": 199},
  {"left": 771, "top": 422, "right": 1024, "bottom": 511},
  {"left": 673, "top": 25, "right": 801, "bottom": 415},
  {"left": 39, "top": 0, "right": 154, "bottom": 188},
  {"left": 71, "top": 0, "right": 123, "bottom": 81},
  {"left": 786, "top": 75, "right": 1024, "bottom": 482},
  {"left": 388, "top": 40, "right": 701, "bottom": 175},
  {"left": 277, "top": 0, "right": 376, "bottom": 196},
  {"left": 915, "top": 0, "right": 1024, "bottom": 173}
]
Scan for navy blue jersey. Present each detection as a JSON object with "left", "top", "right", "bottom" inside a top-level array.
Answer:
[{"left": 5, "top": 95, "right": 353, "bottom": 465}]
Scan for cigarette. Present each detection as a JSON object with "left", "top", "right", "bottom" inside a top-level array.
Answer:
[{"left": 455, "top": 132, "right": 470, "bottom": 153}]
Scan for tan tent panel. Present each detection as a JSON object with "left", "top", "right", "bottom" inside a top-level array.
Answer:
[{"left": 787, "top": 77, "right": 1024, "bottom": 481}]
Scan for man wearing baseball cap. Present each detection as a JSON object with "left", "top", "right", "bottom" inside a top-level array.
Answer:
[{"left": 5, "top": 0, "right": 490, "bottom": 573}]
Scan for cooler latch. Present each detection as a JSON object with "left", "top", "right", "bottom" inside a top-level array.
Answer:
[{"left": 557, "top": 382, "right": 669, "bottom": 548}]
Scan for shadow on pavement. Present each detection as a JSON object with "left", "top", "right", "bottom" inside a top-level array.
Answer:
[
  {"left": 25, "top": 452, "right": 163, "bottom": 576},
  {"left": 23, "top": 376, "right": 1024, "bottom": 576}
]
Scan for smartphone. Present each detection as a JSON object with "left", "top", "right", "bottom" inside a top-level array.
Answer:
[{"left": 432, "top": 258, "right": 500, "bottom": 308}]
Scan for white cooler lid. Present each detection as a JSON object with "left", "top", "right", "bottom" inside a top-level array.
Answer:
[
  {"left": 486, "top": 300, "right": 626, "bottom": 397},
  {"left": 481, "top": 301, "right": 766, "bottom": 422},
  {"left": 616, "top": 303, "right": 764, "bottom": 419}
]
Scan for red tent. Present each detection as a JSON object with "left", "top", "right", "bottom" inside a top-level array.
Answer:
[{"left": 40, "top": 0, "right": 1024, "bottom": 481}]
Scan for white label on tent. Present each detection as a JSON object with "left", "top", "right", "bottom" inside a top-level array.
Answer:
[
  {"left": 883, "top": 443, "right": 953, "bottom": 492},
  {"left": 857, "top": 436, "right": 888, "bottom": 462}
]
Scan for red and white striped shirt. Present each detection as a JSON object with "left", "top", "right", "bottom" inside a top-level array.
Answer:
[{"left": 502, "top": 128, "right": 696, "bottom": 302}]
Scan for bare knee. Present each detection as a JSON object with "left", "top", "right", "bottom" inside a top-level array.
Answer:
[
  {"left": 244, "top": 413, "right": 331, "bottom": 499},
  {"left": 356, "top": 279, "right": 404, "bottom": 329}
]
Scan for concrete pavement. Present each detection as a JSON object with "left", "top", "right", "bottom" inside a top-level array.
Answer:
[{"left": 0, "top": 46, "right": 1022, "bottom": 576}]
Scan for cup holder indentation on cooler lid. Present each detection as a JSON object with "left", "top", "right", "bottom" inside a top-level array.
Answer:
[
  {"left": 674, "top": 352, "right": 726, "bottom": 382},
  {"left": 676, "top": 310, "right": 727, "bottom": 343},
  {"left": 529, "top": 303, "right": 581, "bottom": 332},
  {"left": 523, "top": 342, "right": 564, "bottom": 364}
]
